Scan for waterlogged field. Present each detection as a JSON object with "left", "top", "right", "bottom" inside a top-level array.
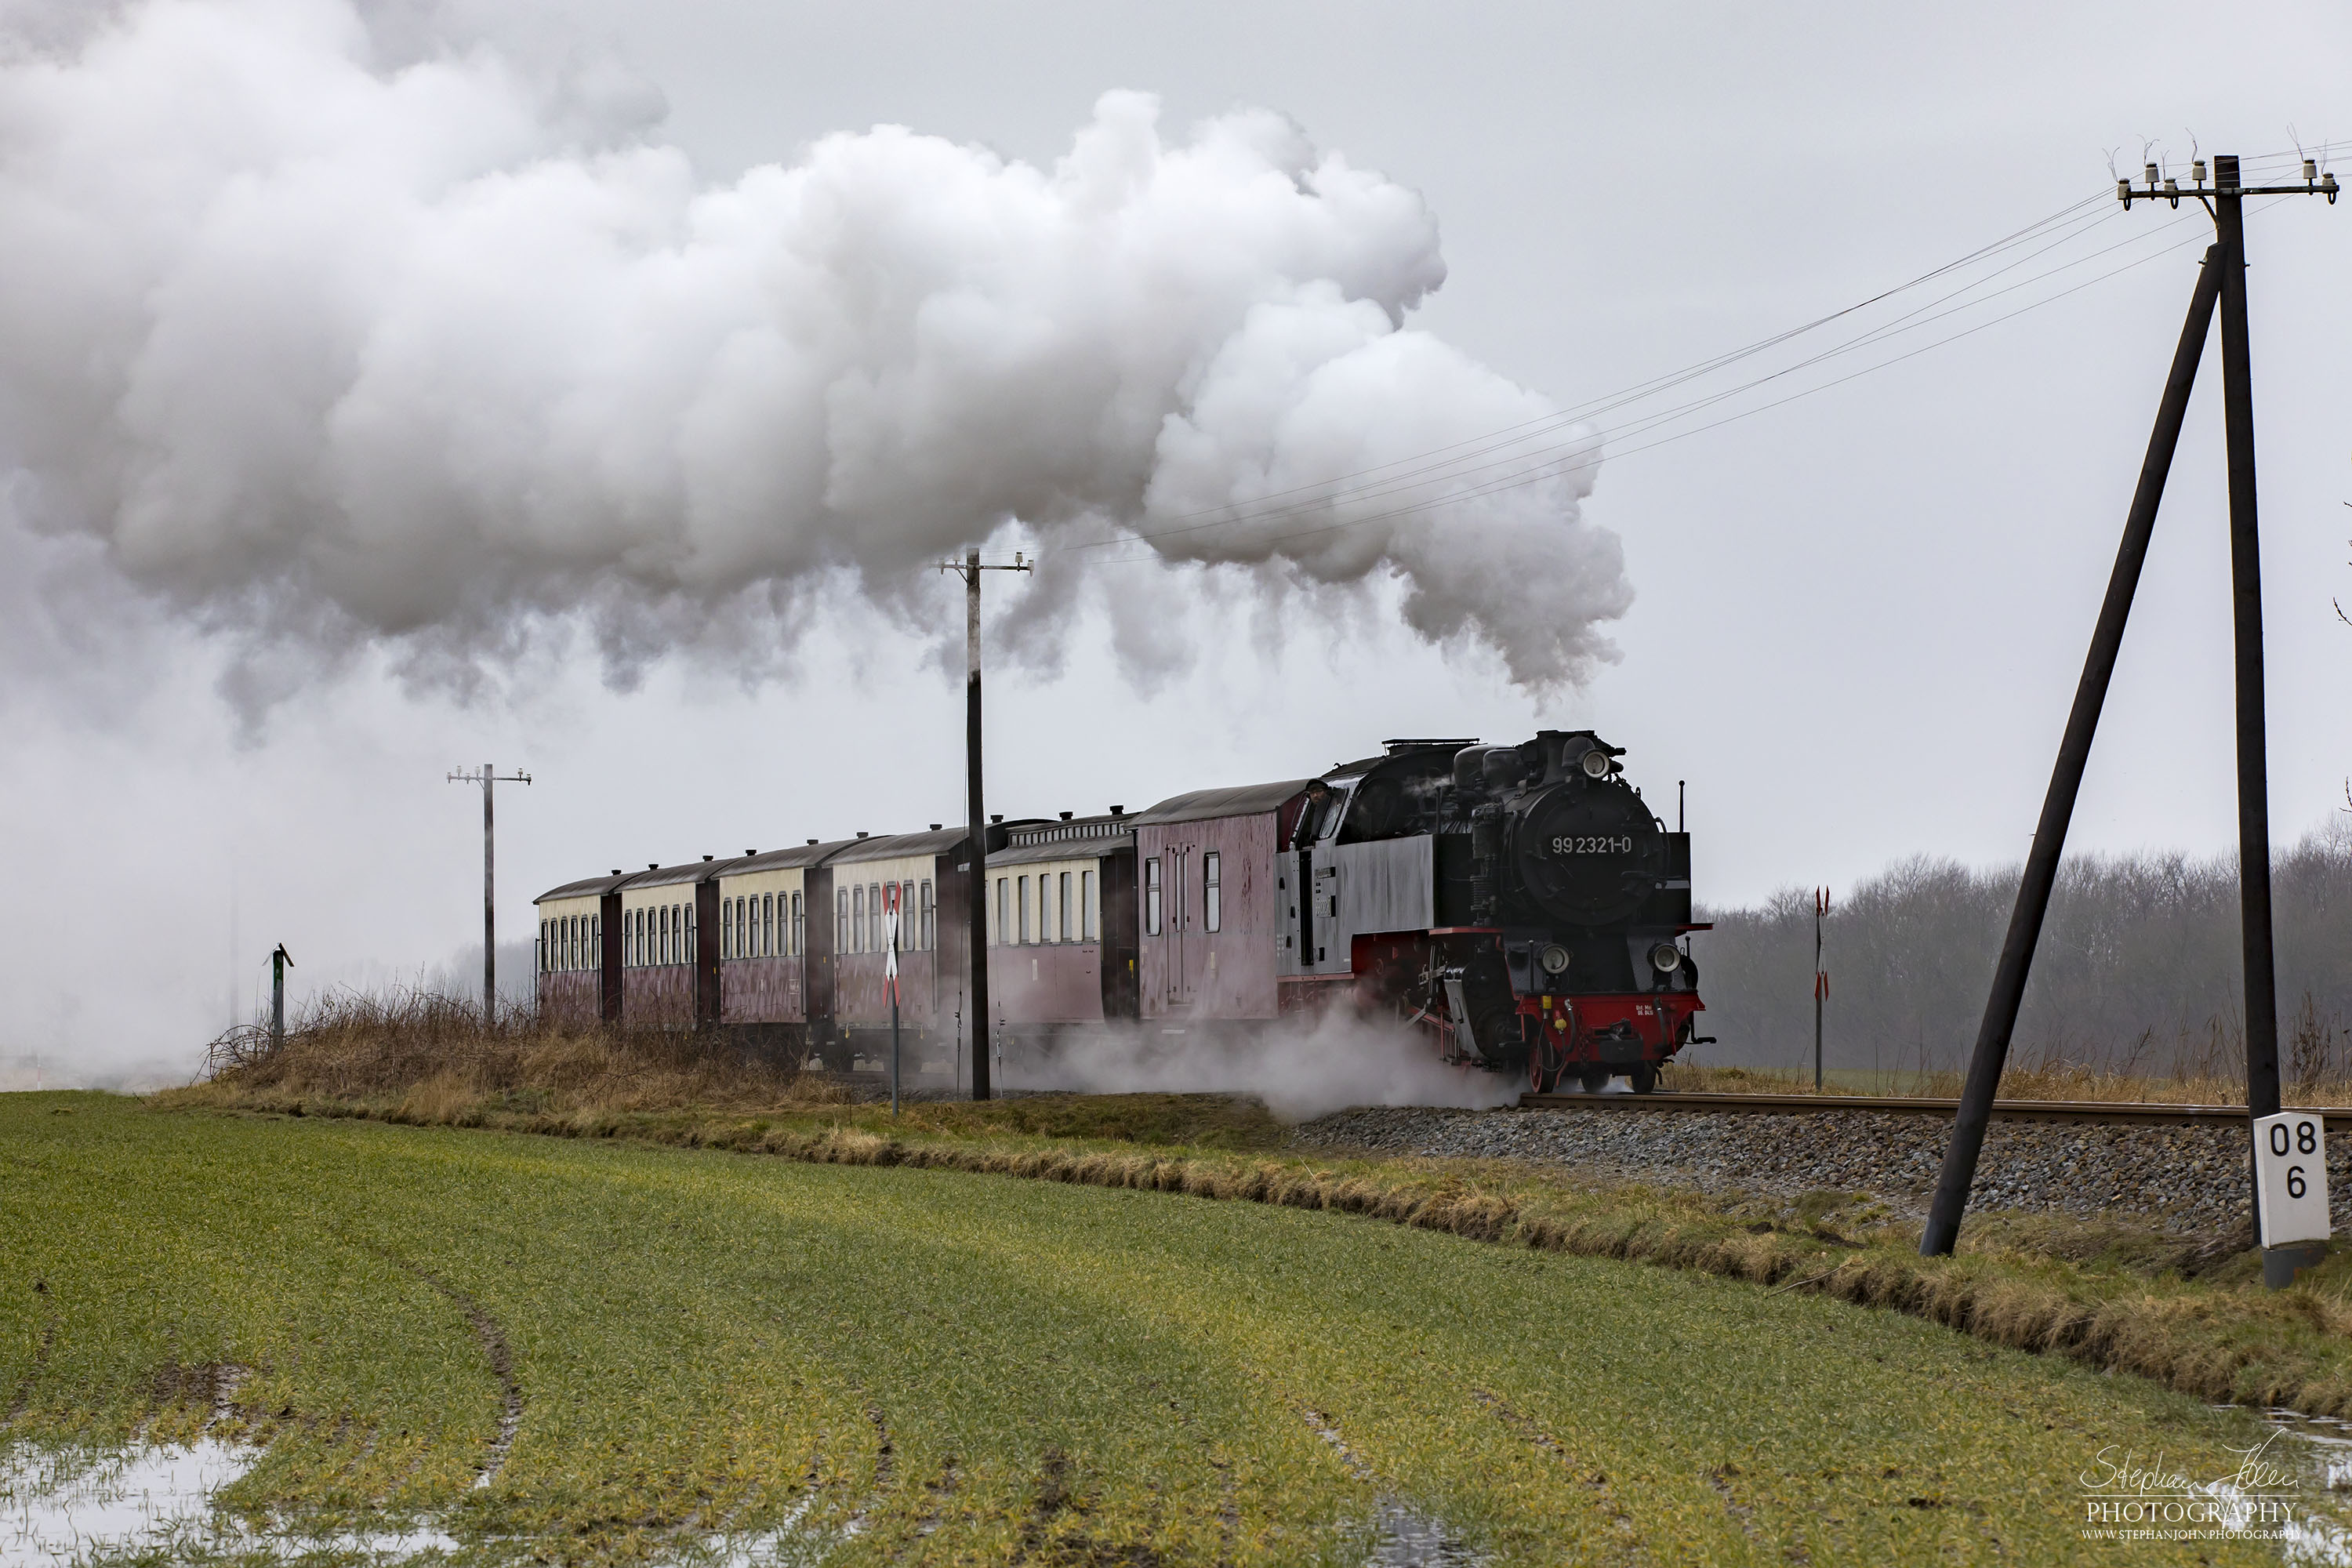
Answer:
[{"left": 0, "top": 1093, "right": 2330, "bottom": 1565}]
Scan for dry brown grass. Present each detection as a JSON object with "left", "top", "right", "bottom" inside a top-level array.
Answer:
[
  {"left": 200, "top": 988, "right": 842, "bottom": 1119},
  {"left": 1657, "top": 1057, "right": 2352, "bottom": 1106}
]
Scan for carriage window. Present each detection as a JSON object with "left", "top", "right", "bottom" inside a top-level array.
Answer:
[
  {"left": 684, "top": 905, "right": 695, "bottom": 964},
  {"left": 869, "top": 884, "right": 882, "bottom": 954},
  {"left": 1145, "top": 857, "right": 1163, "bottom": 935},
  {"left": 592, "top": 915, "right": 601, "bottom": 967},
  {"left": 1082, "top": 870, "right": 1095, "bottom": 941},
  {"left": 792, "top": 891, "right": 804, "bottom": 956},
  {"left": 1204, "top": 853, "right": 1221, "bottom": 933},
  {"left": 570, "top": 916, "right": 580, "bottom": 970},
  {"left": 994, "top": 877, "right": 1007, "bottom": 946},
  {"left": 920, "top": 880, "right": 935, "bottom": 951},
  {"left": 1018, "top": 877, "right": 1030, "bottom": 944},
  {"left": 851, "top": 885, "right": 866, "bottom": 953},
  {"left": 1058, "top": 873, "right": 1072, "bottom": 943}
]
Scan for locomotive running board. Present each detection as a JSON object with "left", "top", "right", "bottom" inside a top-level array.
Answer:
[{"left": 1519, "top": 1089, "right": 2352, "bottom": 1129}]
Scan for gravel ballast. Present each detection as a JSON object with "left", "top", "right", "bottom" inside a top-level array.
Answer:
[{"left": 1291, "top": 1103, "right": 2352, "bottom": 1235}]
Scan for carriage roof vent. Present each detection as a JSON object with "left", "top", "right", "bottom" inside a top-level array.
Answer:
[
  {"left": 1059, "top": 810, "right": 1074, "bottom": 820},
  {"left": 931, "top": 823, "right": 942, "bottom": 831},
  {"left": 855, "top": 831, "right": 869, "bottom": 839},
  {"left": 702, "top": 855, "right": 714, "bottom": 861},
  {"left": 1109, "top": 804, "right": 1124, "bottom": 815}
]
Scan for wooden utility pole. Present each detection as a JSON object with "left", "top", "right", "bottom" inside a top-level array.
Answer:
[
  {"left": 1925, "top": 151, "right": 2336, "bottom": 1273},
  {"left": 448, "top": 762, "right": 532, "bottom": 1022},
  {"left": 936, "top": 550, "right": 1029, "bottom": 1100}
]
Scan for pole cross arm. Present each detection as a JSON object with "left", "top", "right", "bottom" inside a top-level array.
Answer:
[{"left": 935, "top": 551, "right": 1035, "bottom": 579}]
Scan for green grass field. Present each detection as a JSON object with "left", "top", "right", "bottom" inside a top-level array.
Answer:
[{"left": 0, "top": 1092, "right": 2325, "bottom": 1564}]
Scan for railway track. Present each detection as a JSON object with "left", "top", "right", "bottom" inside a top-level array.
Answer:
[{"left": 1519, "top": 1089, "right": 2352, "bottom": 1129}]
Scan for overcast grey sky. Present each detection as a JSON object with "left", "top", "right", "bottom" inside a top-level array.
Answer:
[{"left": 4, "top": 0, "right": 2348, "bottom": 1081}]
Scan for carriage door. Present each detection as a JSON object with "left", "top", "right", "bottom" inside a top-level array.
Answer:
[{"left": 1162, "top": 842, "right": 1197, "bottom": 1010}]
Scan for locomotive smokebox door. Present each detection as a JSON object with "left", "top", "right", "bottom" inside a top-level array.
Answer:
[{"left": 1512, "top": 781, "right": 1668, "bottom": 928}]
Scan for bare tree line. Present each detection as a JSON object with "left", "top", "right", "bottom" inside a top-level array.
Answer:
[{"left": 1693, "top": 824, "right": 2352, "bottom": 1087}]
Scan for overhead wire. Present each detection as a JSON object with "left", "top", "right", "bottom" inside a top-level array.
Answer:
[
  {"left": 1080, "top": 196, "right": 2283, "bottom": 565},
  {"left": 1058, "top": 188, "right": 2122, "bottom": 543},
  {"left": 1047, "top": 140, "right": 2334, "bottom": 565},
  {"left": 1075, "top": 204, "right": 2196, "bottom": 554}
]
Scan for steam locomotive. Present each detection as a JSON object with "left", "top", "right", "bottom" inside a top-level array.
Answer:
[{"left": 534, "top": 731, "right": 1707, "bottom": 1094}]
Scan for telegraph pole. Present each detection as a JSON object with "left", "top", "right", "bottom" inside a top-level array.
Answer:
[
  {"left": 1923, "top": 151, "right": 2336, "bottom": 1264},
  {"left": 935, "top": 550, "right": 1030, "bottom": 1100},
  {"left": 448, "top": 762, "right": 532, "bottom": 1022}
]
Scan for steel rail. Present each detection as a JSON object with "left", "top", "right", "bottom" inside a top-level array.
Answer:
[{"left": 1519, "top": 1090, "right": 2352, "bottom": 1130}]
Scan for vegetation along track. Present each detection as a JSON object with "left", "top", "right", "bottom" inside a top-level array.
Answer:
[
  {"left": 1520, "top": 1089, "right": 2352, "bottom": 1127},
  {"left": 2, "top": 1092, "right": 2336, "bottom": 1564}
]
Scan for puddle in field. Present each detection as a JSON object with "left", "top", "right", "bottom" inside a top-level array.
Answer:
[
  {"left": 1365, "top": 1497, "right": 1482, "bottom": 1566},
  {"left": 0, "top": 1440, "right": 459, "bottom": 1566},
  {"left": 1295, "top": 1410, "right": 1484, "bottom": 1567}
]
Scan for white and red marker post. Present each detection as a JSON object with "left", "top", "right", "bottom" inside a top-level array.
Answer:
[{"left": 884, "top": 882, "right": 902, "bottom": 1116}]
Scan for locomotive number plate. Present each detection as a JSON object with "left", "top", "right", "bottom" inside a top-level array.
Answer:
[{"left": 1550, "top": 836, "right": 1635, "bottom": 855}]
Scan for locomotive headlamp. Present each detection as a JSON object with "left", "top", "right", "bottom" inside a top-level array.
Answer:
[
  {"left": 1539, "top": 944, "right": 1571, "bottom": 976},
  {"left": 1649, "top": 942, "right": 1682, "bottom": 975},
  {"left": 1579, "top": 749, "right": 1612, "bottom": 779}
]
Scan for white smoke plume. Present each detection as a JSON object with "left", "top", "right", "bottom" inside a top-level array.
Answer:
[
  {"left": 0, "top": 0, "right": 1632, "bottom": 710},
  {"left": 1014, "top": 1013, "right": 1525, "bottom": 1122}
]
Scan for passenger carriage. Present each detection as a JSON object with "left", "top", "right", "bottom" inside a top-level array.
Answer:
[{"left": 983, "top": 811, "right": 1140, "bottom": 1052}]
